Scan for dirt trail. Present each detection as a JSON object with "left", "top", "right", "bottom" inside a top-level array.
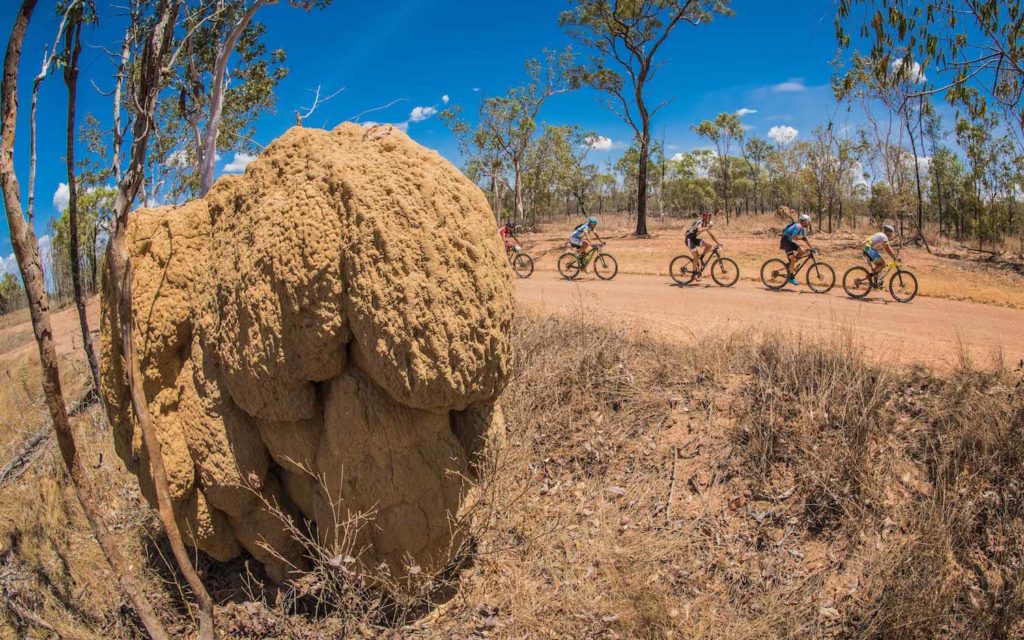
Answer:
[{"left": 515, "top": 271, "right": 1024, "bottom": 370}]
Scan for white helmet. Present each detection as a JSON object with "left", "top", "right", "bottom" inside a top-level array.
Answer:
[
  {"left": 883, "top": 224, "right": 895, "bottom": 234},
  {"left": 799, "top": 214, "right": 811, "bottom": 223}
]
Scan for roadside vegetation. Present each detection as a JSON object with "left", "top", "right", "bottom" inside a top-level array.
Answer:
[{"left": 2, "top": 306, "right": 1021, "bottom": 638}]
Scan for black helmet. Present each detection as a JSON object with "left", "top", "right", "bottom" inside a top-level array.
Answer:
[{"left": 504, "top": 220, "right": 515, "bottom": 228}]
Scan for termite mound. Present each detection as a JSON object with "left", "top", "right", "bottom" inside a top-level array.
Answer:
[{"left": 100, "top": 123, "right": 514, "bottom": 581}]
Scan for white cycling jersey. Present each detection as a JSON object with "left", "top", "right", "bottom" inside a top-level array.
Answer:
[{"left": 867, "top": 232, "right": 889, "bottom": 250}]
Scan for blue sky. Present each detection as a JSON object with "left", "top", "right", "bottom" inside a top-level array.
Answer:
[{"left": 1, "top": 0, "right": 848, "bottom": 266}]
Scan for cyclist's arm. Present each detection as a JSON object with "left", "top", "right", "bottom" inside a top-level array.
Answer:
[
  {"left": 884, "top": 243, "right": 899, "bottom": 262},
  {"left": 706, "top": 230, "right": 720, "bottom": 245},
  {"left": 800, "top": 234, "right": 813, "bottom": 249}
]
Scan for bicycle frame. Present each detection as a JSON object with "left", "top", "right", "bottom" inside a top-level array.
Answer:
[{"left": 692, "top": 246, "right": 722, "bottom": 274}]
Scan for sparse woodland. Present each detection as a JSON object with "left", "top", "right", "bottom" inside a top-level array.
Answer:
[{"left": 0, "top": 0, "right": 1023, "bottom": 638}]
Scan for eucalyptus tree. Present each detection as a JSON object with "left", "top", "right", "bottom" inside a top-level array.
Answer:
[
  {"left": 0, "top": 1, "right": 168, "bottom": 636},
  {"left": 474, "top": 48, "right": 582, "bottom": 225},
  {"left": 837, "top": 0, "right": 1024, "bottom": 152},
  {"left": 743, "top": 136, "right": 772, "bottom": 213},
  {"left": 693, "top": 112, "right": 743, "bottom": 220},
  {"left": 561, "top": 0, "right": 732, "bottom": 236}
]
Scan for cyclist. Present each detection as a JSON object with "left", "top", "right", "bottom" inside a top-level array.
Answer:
[
  {"left": 570, "top": 216, "right": 600, "bottom": 268},
  {"left": 780, "top": 213, "right": 814, "bottom": 286},
  {"left": 685, "top": 210, "right": 722, "bottom": 280},
  {"left": 498, "top": 220, "right": 519, "bottom": 253},
  {"left": 864, "top": 224, "right": 900, "bottom": 287}
]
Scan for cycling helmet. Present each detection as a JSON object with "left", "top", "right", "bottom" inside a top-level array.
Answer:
[
  {"left": 701, "top": 209, "right": 712, "bottom": 219},
  {"left": 883, "top": 224, "right": 895, "bottom": 234},
  {"left": 799, "top": 213, "right": 812, "bottom": 223},
  {"left": 588, "top": 216, "right": 598, "bottom": 226}
]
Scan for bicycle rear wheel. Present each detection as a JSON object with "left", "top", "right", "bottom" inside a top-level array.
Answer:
[
  {"left": 594, "top": 253, "right": 618, "bottom": 280},
  {"left": 889, "top": 269, "right": 918, "bottom": 303},
  {"left": 842, "top": 266, "right": 872, "bottom": 299},
  {"left": 711, "top": 257, "right": 740, "bottom": 287},
  {"left": 806, "top": 262, "right": 835, "bottom": 293},
  {"left": 557, "top": 252, "right": 582, "bottom": 280},
  {"left": 669, "top": 255, "right": 696, "bottom": 285},
  {"left": 511, "top": 253, "right": 534, "bottom": 278},
  {"left": 760, "top": 259, "right": 789, "bottom": 290}
]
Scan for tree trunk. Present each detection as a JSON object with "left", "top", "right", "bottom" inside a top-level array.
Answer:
[
  {"left": 636, "top": 132, "right": 650, "bottom": 236},
  {"left": 1, "top": 3, "right": 169, "bottom": 638},
  {"left": 63, "top": 15, "right": 100, "bottom": 393},
  {"left": 107, "top": 1, "right": 216, "bottom": 638},
  {"left": 512, "top": 159, "right": 524, "bottom": 225},
  {"left": 199, "top": 0, "right": 267, "bottom": 195}
]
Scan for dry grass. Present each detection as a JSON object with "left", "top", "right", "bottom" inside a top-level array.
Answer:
[{"left": 1, "top": 309, "right": 1023, "bottom": 638}]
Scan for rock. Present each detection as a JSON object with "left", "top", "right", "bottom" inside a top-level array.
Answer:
[{"left": 100, "top": 123, "right": 514, "bottom": 581}]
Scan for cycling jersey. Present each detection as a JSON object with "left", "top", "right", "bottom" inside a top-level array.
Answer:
[
  {"left": 687, "top": 219, "right": 712, "bottom": 236},
  {"left": 570, "top": 223, "right": 589, "bottom": 244},
  {"left": 865, "top": 232, "right": 889, "bottom": 250},
  {"left": 498, "top": 226, "right": 510, "bottom": 239},
  {"left": 781, "top": 222, "right": 807, "bottom": 240}
]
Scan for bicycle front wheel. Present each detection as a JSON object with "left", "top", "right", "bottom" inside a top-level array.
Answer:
[
  {"left": 806, "top": 262, "right": 835, "bottom": 293},
  {"left": 842, "top": 266, "right": 872, "bottom": 299},
  {"left": 669, "top": 255, "right": 696, "bottom": 285},
  {"left": 594, "top": 253, "right": 618, "bottom": 280},
  {"left": 760, "top": 259, "right": 789, "bottom": 290},
  {"left": 557, "top": 252, "right": 582, "bottom": 280},
  {"left": 511, "top": 253, "right": 534, "bottom": 278},
  {"left": 711, "top": 257, "right": 740, "bottom": 287},
  {"left": 889, "top": 269, "right": 918, "bottom": 303}
]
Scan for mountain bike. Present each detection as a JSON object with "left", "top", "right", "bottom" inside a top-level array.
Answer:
[
  {"left": 669, "top": 245, "right": 740, "bottom": 287},
  {"left": 557, "top": 243, "right": 618, "bottom": 281},
  {"left": 842, "top": 260, "right": 918, "bottom": 303},
  {"left": 506, "top": 245, "right": 534, "bottom": 279},
  {"left": 760, "top": 249, "right": 835, "bottom": 293}
]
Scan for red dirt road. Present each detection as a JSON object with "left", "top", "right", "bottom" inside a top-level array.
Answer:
[{"left": 515, "top": 271, "right": 1024, "bottom": 371}]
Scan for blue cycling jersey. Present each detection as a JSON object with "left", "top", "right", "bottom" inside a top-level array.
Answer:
[
  {"left": 570, "top": 223, "right": 589, "bottom": 242},
  {"left": 782, "top": 222, "right": 806, "bottom": 240}
]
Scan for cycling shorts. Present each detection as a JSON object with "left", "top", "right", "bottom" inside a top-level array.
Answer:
[
  {"left": 780, "top": 236, "right": 800, "bottom": 254},
  {"left": 685, "top": 233, "right": 703, "bottom": 250}
]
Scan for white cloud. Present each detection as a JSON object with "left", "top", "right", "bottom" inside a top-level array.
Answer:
[
  {"left": 1, "top": 252, "right": 18, "bottom": 278},
  {"left": 771, "top": 78, "right": 807, "bottom": 92},
  {"left": 670, "top": 153, "right": 686, "bottom": 162},
  {"left": 223, "top": 152, "right": 256, "bottom": 174},
  {"left": 441, "top": 94, "right": 450, "bottom": 104},
  {"left": 394, "top": 121, "right": 409, "bottom": 132},
  {"left": 767, "top": 125, "right": 799, "bottom": 145},
  {"left": 472, "top": 87, "right": 480, "bottom": 92},
  {"left": 586, "top": 135, "right": 614, "bottom": 151},
  {"left": 890, "top": 59, "right": 927, "bottom": 84},
  {"left": 409, "top": 106, "right": 438, "bottom": 122},
  {"left": 53, "top": 183, "right": 69, "bottom": 212},
  {"left": 735, "top": 107, "right": 757, "bottom": 117},
  {"left": 167, "top": 148, "right": 189, "bottom": 168}
]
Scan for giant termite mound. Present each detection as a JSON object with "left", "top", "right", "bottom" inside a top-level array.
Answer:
[{"left": 99, "top": 123, "right": 514, "bottom": 581}]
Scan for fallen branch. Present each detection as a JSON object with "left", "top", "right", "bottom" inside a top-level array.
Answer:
[
  {"left": 664, "top": 446, "right": 678, "bottom": 525},
  {"left": 0, "top": 389, "right": 98, "bottom": 487}
]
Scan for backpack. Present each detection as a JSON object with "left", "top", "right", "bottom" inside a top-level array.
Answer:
[{"left": 782, "top": 222, "right": 800, "bottom": 237}]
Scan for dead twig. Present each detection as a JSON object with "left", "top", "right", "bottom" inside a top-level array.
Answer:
[{"left": 664, "top": 445, "right": 679, "bottom": 525}]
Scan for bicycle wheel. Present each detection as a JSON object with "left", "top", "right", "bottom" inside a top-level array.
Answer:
[
  {"left": 842, "top": 266, "right": 873, "bottom": 299},
  {"left": 511, "top": 253, "right": 534, "bottom": 279},
  {"left": 760, "top": 259, "right": 789, "bottom": 290},
  {"left": 557, "top": 252, "right": 582, "bottom": 280},
  {"left": 806, "top": 262, "right": 835, "bottom": 293},
  {"left": 710, "top": 257, "right": 740, "bottom": 287},
  {"left": 669, "top": 255, "right": 696, "bottom": 285},
  {"left": 889, "top": 269, "right": 918, "bottom": 303},
  {"left": 594, "top": 253, "right": 618, "bottom": 280}
]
